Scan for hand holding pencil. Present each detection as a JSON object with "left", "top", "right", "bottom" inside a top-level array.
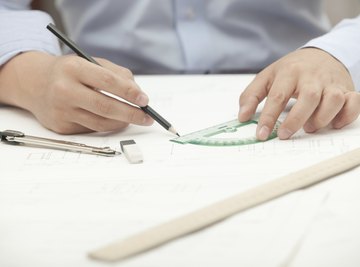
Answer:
[
  {"left": 46, "top": 23, "right": 179, "bottom": 136},
  {"left": 0, "top": 23, "right": 178, "bottom": 135}
]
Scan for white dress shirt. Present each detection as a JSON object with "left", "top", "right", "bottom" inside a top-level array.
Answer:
[{"left": 0, "top": 0, "right": 360, "bottom": 89}]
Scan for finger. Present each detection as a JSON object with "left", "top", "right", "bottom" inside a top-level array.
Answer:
[
  {"left": 238, "top": 71, "right": 271, "bottom": 122},
  {"left": 303, "top": 86, "right": 345, "bottom": 133},
  {"left": 70, "top": 83, "right": 154, "bottom": 126},
  {"left": 33, "top": 100, "right": 93, "bottom": 135},
  {"left": 256, "top": 74, "right": 296, "bottom": 140},
  {"left": 278, "top": 83, "right": 322, "bottom": 139},
  {"left": 332, "top": 91, "right": 360, "bottom": 129},
  {"left": 71, "top": 108, "right": 131, "bottom": 132},
  {"left": 47, "top": 121, "right": 92, "bottom": 135},
  {"left": 63, "top": 57, "right": 149, "bottom": 106}
]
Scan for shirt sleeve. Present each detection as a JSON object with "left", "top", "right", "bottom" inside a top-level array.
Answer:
[
  {"left": 304, "top": 15, "right": 360, "bottom": 91},
  {"left": 0, "top": 1, "right": 61, "bottom": 66}
]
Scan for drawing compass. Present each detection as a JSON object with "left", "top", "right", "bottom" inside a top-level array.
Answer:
[{"left": 0, "top": 130, "right": 120, "bottom": 157}]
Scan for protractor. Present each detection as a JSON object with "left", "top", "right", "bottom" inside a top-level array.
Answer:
[{"left": 171, "top": 117, "right": 280, "bottom": 147}]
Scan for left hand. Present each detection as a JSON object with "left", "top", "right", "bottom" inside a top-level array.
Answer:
[{"left": 238, "top": 47, "right": 360, "bottom": 140}]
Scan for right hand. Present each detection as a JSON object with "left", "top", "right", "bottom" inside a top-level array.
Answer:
[{"left": 0, "top": 52, "right": 153, "bottom": 134}]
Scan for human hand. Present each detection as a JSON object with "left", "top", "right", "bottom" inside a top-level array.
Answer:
[
  {"left": 0, "top": 52, "right": 153, "bottom": 134},
  {"left": 238, "top": 48, "right": 360, "bottom": 140}
]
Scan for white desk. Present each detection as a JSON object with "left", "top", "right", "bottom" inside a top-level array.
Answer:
[{"left": 1, "top": 75, "right": 360, "bottom": 267}]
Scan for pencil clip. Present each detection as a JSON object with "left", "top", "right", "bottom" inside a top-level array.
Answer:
[{"left": 0, "top": 130, "right": 121, "bottom": 157}]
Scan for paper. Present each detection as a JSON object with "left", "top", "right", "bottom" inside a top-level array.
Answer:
[
  {"left": 1, "top": 74, "right": 360, "bottom": 267},
  {"left": 89, "top": 148, "right": 360, "bottom": 262}
]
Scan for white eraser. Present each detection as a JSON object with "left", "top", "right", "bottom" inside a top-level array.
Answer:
[{"left": 120, "top": 140, "right": 143, "bottom": 164}]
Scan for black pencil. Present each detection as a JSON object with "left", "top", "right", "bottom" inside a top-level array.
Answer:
[{"left": 46, "top": 23, "right": 179, "bottom": 136}]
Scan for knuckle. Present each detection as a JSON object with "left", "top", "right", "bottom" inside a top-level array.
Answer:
[
  {"left": 303, "top": 88, "right": 321, "bottom": 100},
  {"left": 255, "top": 68, "right": 271, "bottom": 81},
  {"left": 289, "top": 114, "right": 303, "bottom": 126},
  {"left": 100, "top": 71, "right": 117, "bottom": 88},
  {"left": 93, "top": 98, "right": 113, "bottom": 115},
  {"left": 239, "top": 92, "right": 248, "bottom": 104},
  {"left": 328, "top": 89, "right": 345, "bottom": 103},
  {"left": 62, "top": 57, "right": 83, "bottom": 73},
  {"left": 122, "top": 68, "right": 134, "bottom": 79},
  {"left": 240, "top": 90, "right": 257, "bottom": 102},
  {"left": 311, "top": 117, "right": 327, "bottom": 128},
  {"left": 268, "top": 91, "right": 287, "bottom": 105},
  {"left": 98, "top": 58, "right": 111, "bottom": 65},
  {"left": 317, "top": 72, "right": 330, "bottom": 82},
  {"left": 286, "top": 62, "right": 301, "bottom": 74},
  {"left": 120, "top": 80, "right": 143, "bottom": 103},
  {"left": 124, "top": 83, "right": 137, "bottom": 100},
  {"left": 260, "top": 113, "right": 278, "bottom": 126}
]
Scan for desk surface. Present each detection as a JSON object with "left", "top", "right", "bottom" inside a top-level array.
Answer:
[{"left": 1, "top": 75, "right": 360, "bottom": 267}]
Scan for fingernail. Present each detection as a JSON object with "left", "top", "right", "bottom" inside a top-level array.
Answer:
[
  {"left": 258, "top": 125, "right": 270, "bottom": 140},
  {"left": 136, "top": 94, "right": 149, "bottom": 106},
  {"left": 278, "top": 128, "right": 293, "bottom": 140}
]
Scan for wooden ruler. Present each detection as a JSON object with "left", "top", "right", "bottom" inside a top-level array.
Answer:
[{"left": 89, "top": 148, "right": 360, "bottom": 262}]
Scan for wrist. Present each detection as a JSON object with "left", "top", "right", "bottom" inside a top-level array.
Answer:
[{"left": 0, "top": 51, "right": 57, "bottom": 110}]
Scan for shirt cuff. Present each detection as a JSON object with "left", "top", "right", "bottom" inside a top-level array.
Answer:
[
  {"left": 0, "top": 10, "right": 61, "bottom": 66},
  {"left": 303, "top": 16, "right": 360, "bottom": 92}
]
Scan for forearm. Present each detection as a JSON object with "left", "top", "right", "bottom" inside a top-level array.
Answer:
[
  {"left": 0, "top": 2, "right": 61, "bottom": 103},
  {"left": 0, "top": 9, "right": 61, "bottom": 66}
]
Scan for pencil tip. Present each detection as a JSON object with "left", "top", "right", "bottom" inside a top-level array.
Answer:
[{"left": 169, "top": 126, "right": 180, "bottom": 137}]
